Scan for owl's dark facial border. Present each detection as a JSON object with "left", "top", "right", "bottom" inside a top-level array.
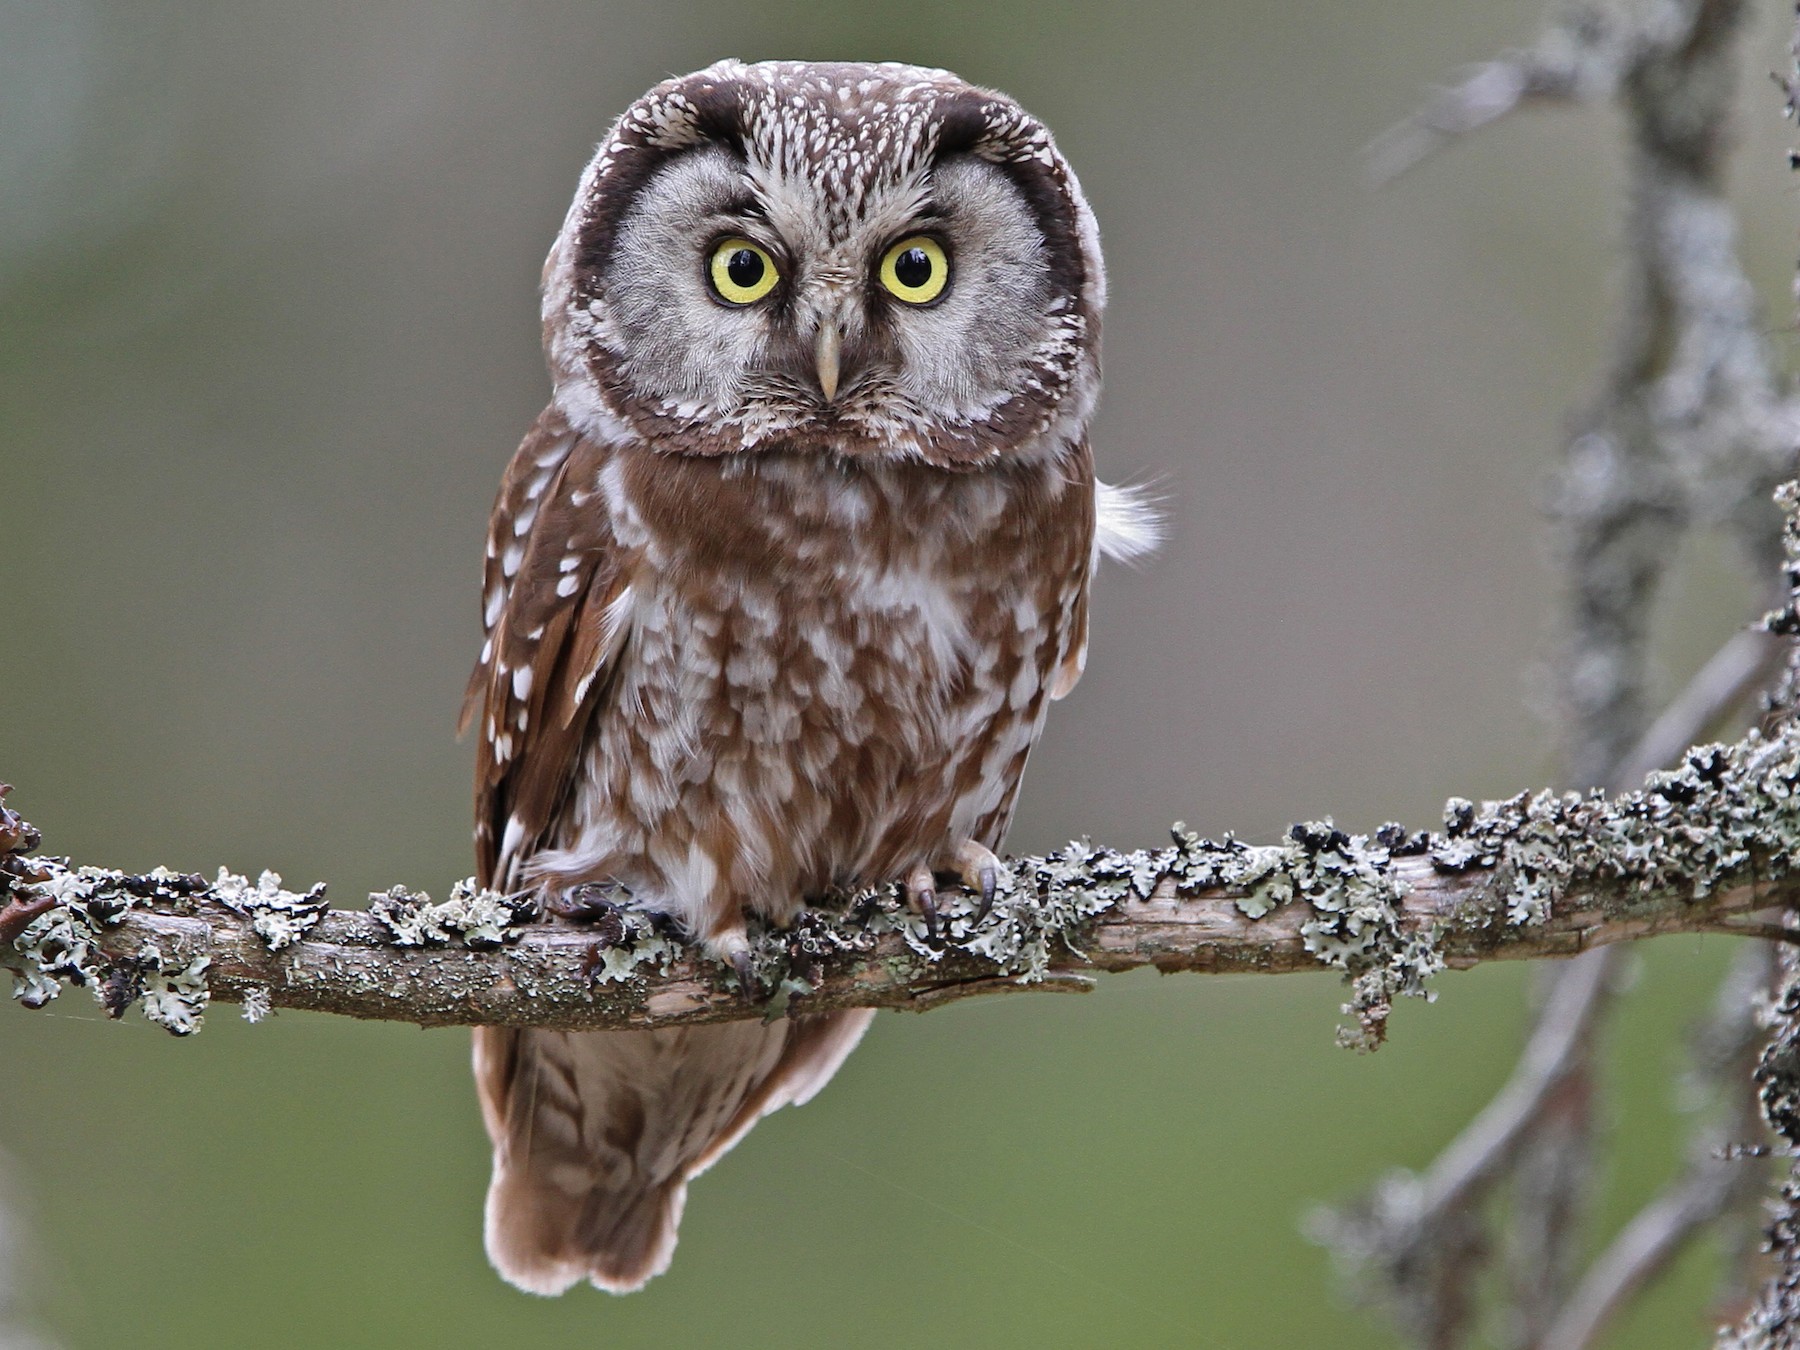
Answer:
[{"left": 930, "top": 93, "right": 1090, "bottom": 327}]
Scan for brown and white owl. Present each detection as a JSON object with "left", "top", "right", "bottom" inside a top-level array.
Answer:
[{"left": 462, "top": 59, "right": 1156, "bottom": 1296}]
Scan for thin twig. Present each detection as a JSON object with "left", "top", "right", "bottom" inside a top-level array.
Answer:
[
  {"left": 1365, "top": 9, "right": 1623, "bottom": 183},
  {"left": 1611, "top": 625, "right": 1784, "bottom": 792},
  {"left": 1542, "top": 941, "right": 1773, "bottom": 1350}
]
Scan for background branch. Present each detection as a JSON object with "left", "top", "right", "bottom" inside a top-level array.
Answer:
[{"left": 1329, "top": 0, "right": 1800, "bottom": 1344}]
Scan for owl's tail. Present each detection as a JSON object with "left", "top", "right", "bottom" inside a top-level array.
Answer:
[{"left": 473, "top": 1010, "right": 873, "bottom": 1295}]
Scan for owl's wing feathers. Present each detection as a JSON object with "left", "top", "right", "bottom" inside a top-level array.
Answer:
[
  {"left": 462, "top": 409, "right": 635, "bottom": 889},
  {"left": 465, "top": 408, "right": 873, "bottom": 1297}
]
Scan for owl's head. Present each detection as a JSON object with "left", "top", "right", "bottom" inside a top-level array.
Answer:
[{"left": 541, "top": 60, "right": 1103, "bottom": 467}]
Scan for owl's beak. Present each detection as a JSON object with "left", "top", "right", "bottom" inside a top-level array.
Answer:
[{"left": 814, "top": 320, "right": 842, "bottom": 403}]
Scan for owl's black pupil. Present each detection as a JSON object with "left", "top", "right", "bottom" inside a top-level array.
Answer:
[
  {"left": 726, "top": 248, "right": 764, "bottom": 289},
  {"left": 894, "top": 247, "right": 932, "bottom": 289}
]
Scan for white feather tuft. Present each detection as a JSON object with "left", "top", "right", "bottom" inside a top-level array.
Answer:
[{"left": 1093, "top": 479, "right": 1164, "bottom": 566}]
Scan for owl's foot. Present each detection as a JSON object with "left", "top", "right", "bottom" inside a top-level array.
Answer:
[
  {"left": 953, "top": 840, "right": 1006, "bottom": 926},
  {"left": 541, "top": 879, "right": 630, "bottom": 924},
  {"left": 904, "top": 862, "right": 940, "bottom": 942},
  {"left": 903, "top": 842, "right": 1009, "bottom": 940},
  {"left": 705, "top": 922, "right": 759, "bottom": 1003}
]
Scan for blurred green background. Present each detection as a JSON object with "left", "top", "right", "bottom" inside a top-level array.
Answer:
[{"left": 2, "top": 0, "right": 1794, "bottom": 1345}]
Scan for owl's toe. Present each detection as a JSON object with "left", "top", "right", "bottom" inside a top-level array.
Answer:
[
  {"left": 542, "top": 879, "right": 630, "bottom": 925},
  {"left": 730, "top": 949, "right": 757, "bottom": 1003},
  {"left": 953, "top": 841, "right": 1008, "bottom": 926},
  {"left": 898, "top": 845, "right": 1009, "bottom": 939},
  {"left": 703, "top": 922, "right": 760, "bottom": 1002},
  {"left": 904, "top": 862, "right": 939, "bottom": 941}
]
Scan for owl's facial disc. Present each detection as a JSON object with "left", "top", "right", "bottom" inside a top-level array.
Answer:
[
  {"left": 595, "top": 144, "right": 1059, "bottom": 453},
  {"left": 551, "top": 61, "right": 1103, "bottom": 466}
]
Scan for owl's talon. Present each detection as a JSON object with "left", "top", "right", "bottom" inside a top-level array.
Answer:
[
  {"left": 953, "top": 841, "right": 1008, "bottom": 925},
  {"left": 903, "top": 862, "right": 940, "bottom": 943},
  {"left": 974, "top": 865, "right": 998, "bottom": 925},
  {"left": 730, "top": 949, "right": 757, "bottom": 1003}
]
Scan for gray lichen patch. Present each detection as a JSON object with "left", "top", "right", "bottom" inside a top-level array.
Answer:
[
  {"left": 213, "top": 868, "right": 329, "bottom": 951},
  {"left": 1123, "top": 821, "right": 1440, "bottom": 1050},
  {"left": 366, "top": 880, "right": 532, "bottom": 951},
  {"left": 6, "top": 858, "right": 216, "bottom": 1034},
  {"left": 578, "top": 909, "right": 679, "bottom": 985},
  {"left": 8, "top": 861, "right": 143, "bottom": 1009},
  {"left": 1434, "top": 737, "right": 1798, "bottom": 930},
  {"left": 133, "top": 943, "right": 211, "bottom": 1036}
]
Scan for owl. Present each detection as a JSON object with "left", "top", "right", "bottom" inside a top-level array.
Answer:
[{"left": 462, "top": 59, "right": 1155, "bottom": 1296}]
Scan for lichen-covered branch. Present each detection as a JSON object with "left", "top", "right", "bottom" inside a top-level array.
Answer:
[
  {"left": 1331, "top": 2, "right": 1800, "bottom": 1344},
  {"left": 5, "top": 728, "right": 1800, "bottom": 1037}
]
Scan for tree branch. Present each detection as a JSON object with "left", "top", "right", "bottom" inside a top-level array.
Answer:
[{"left": 5, "top": 726, "right": 1800, "bottom": 1036}]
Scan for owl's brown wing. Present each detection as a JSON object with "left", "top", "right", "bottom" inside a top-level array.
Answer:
[
  {"left": 462, "top": 408, "right": 873, "bottom": 1296},
  {"left": 461, "top": 407, "right": 634, "bottom": 891}
]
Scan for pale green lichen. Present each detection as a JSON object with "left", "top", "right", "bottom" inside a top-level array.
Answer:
[
  {"left": 581, "top": 910, "right": 679, "bottom": 985},
  {"left": 837, "top": 839, "right": 1131, "bottom": 985},
  {"left": 213, "top": 868, "right": 329, "bottom": 951},
  {"left": 366, "top": 880, "right": 531, "bottom": 950},
  {"left": 9, "top": 864, "right": 132, "bottom": 1010},
  {"left": 6, "top": 859, "right": 212, "bottom": 1034},
  {"left": 1027, "top": 821, "right": 1443, "bottom": 1050},
  {"left": 133, "top": 942, "right": 211, "bottom": 1035}
]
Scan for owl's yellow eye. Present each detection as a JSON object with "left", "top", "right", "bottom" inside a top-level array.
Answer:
[
  {"left": 878, "top": 236, "right": 950, "bottom": 305},
  {"left": 707, "top": 238, "right": 779, "bottom": 305}
]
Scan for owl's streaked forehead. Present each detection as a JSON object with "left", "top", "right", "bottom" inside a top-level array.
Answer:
[
  {"left": 722, "top": 64, "right": 958, "bottom": 225},
  {"left": 569, "top": 59, "right": 1078, "bottom": 259}
]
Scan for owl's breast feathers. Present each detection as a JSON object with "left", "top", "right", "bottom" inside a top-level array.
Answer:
[{"left": 465, "top": 405, "right": 1095, "bottom": 936}]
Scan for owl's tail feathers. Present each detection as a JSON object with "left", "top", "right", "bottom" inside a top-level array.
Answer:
[
  {"left": 473, "top": 1012, "right": 873, "bottom": 1296},
  {"left": 483, "top": 1149, "right": 686, "bottom": 1295}
]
